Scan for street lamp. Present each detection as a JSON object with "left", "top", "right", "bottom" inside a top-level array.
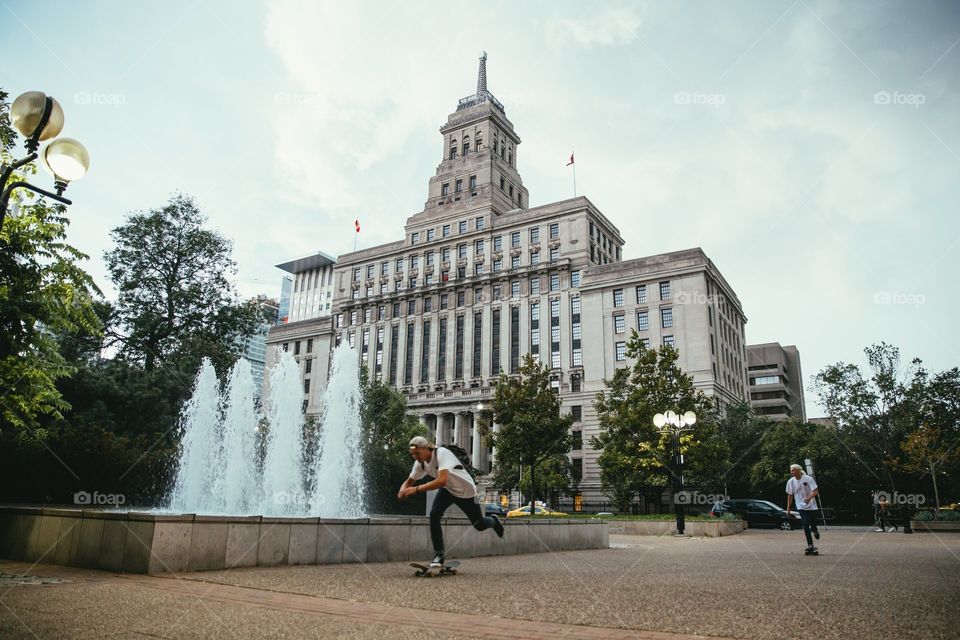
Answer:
[
  {"left": 653, "top": 410, "right": 697, "bottom": 535},
  {"left": 1, "top": 91, "right": 90, "bottom": 227}
]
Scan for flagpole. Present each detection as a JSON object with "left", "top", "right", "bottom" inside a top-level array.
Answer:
[
  {"left": 573, "top": 162, "right": 577, "bottom": 198},
  {"left": 353, "top": 232, "right": 357, "bottom": 252}
]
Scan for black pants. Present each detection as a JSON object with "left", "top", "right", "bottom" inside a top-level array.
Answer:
[
  {"left": 799, "top": 509, "right": 820, "bottom": 546},
  {"left": 430, "top": 488, "right": 494, "bottom": 558}
]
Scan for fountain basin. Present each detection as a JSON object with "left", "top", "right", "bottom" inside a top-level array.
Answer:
[{"left": 0, "top": 506, "right": 609, "bottom": 574}]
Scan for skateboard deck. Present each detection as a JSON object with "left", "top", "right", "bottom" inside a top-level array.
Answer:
[{"left": 411, "top": 560, "right": 460, "bottom": 577}]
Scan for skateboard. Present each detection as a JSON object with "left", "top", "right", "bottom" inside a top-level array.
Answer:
[
  {"left": 805, "top": 546, "right": 819, "bottom": 556},
  {"left": 410, "top": 560, "right": 460, "bottom": 577}
]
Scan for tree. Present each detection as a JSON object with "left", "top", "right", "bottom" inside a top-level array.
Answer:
[
  {"left": 0, "top": 88, "right": 101, "bottom": 439},
  {"left": 359, "top": 371, "right": 426, "bottom": 514},
  {"left": 592, "top": 338, "right": 725, "bottom": 512},
  {"left": 813, "top": 343, "right": 926, "bottom": 494},
  {"left": 104, "top": 194, "right": 260, "bottom": 372},
  {"left": 490, "top": 355, "right": 574, "bottom": 514}
]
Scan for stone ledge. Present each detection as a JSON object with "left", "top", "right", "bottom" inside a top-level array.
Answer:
[{"left": 0, "top": 507, "right": 608, "bottom": 575}]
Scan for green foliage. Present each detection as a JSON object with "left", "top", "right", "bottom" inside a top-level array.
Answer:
[
  {"left": 359, "top": 370, "right": 426, "bottom": 514},
  {"left": 592, "top": 338, "right": 726, "bottom": 510},
  {"left": 0, "top": 88, "right": 102, "bottom": 438},
  {"left": 104, "top": 193, "right": 260, "bottom": 372},
  {"left": 490, "top": 354, "right": 574, "bottom": 509},
  {"left": 518, "top": 454, "right": 577, "bottom": 499}
]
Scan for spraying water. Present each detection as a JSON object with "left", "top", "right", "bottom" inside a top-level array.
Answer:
[
  {"left": 167, "top": 344, "right": 366, "bottom": 517},
  {"left": 310, "top": 342, "right": 366, "bottom": 517}
]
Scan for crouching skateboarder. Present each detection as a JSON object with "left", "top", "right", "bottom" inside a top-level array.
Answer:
[{"left": 398, "top": 436, "right": 504, "bottom": 572}]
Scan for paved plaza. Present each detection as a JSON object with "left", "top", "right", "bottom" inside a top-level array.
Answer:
[{"left": 1, "top": 529, "right": 958, "bottom": 639}]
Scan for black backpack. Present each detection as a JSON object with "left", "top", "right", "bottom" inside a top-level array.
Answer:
[{"left": 422, "top": 445, "right": 481, "bottom": 479}]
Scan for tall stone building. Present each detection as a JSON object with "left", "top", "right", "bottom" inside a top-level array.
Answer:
[
  {"left": 267, "top": 55, "right": 749, "bottom": 505},
  {"left": 746, "top": 342, "right": 806, "bottom": 422}
]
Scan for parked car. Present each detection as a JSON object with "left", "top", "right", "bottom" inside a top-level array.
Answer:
[
  {"left": 710, "top": 499, "right": 801, "bottom": 530},
  {"left": 484, "top": 503, "right": 509, "bottom": 518},
  {"left": 506, "top": 505, "right": 568, "bottom": 518}
]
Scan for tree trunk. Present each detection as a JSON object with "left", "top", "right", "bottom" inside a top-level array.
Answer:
[{"left": 530, "top": 463, "right": 536, "bottom": 517}]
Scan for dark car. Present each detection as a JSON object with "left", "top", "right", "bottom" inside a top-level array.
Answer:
[
  {"left": 711, "top": 499, "right": 801, "bottom": 530},
  {"left": 484, "top": 503, "right": 508, "bottom": 518}
]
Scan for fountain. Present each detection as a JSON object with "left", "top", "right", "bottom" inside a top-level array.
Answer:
[
  {"left": 169, "top": 342, "right": 366, "bottom": 518},
  {"left": 0, "top": 342, "right": 609, "bottom": 574}
]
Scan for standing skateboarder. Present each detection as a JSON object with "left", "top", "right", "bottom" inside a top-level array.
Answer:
[
  {"left": 785, "top": 463, "right": 821, "bottom": 555},
  {"left": 398, "top": 436, "right": 504, "bottom": 569}
]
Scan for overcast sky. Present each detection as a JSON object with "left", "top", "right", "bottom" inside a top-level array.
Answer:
[{"left": 3, "top": 0, "right": 958, "bottom": 416}]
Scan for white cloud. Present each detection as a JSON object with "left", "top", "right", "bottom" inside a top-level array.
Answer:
[{"left": 545, "top": 6, "right": 643, "bottom": 49}]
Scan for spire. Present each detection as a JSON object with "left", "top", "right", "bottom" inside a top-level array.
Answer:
[{"left": 476, "top": 51, "right": 487, "bottom": 95}]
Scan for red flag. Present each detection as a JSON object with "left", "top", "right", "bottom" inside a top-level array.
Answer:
[
  {"left": 567, "top": 152, "right": 575, "bottom": 166},
  {"left": 355, "top": 219, "right": 361, "bottom": 233}
]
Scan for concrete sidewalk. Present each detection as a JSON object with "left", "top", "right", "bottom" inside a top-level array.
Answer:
[{"left": 2, "top": 529, "right": 958, "bottom": 639}]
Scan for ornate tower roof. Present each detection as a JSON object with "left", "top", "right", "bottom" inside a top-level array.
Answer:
[{"left": 457, "top": 51, "right": 504, "bottom": 113}]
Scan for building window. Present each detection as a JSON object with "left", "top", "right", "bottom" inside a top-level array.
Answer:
[
  {"left": 389, "top": 325, "right": 399, "bottom": 385},
  {"left": 353, "top": 268, "right": 361, "bottom": 282},
  {"left": 306, "top": 338, "right": 313, "bottom": 353},
  {"left": 549, "top": 247, "right": 560, "bottom": 261},
  {"left": 571, "top": 405, "right": 582, "bottom": 422},
  {"left": 427, "top": 228, "right": 435, "bottom": 241},
  {"left": 550, "top": 297, "right": 561, "bottom": 369},
  {"left": 294, "top": 340, "right": 301, "bottom": 355},
  {"left": 361, "top": 328, "right": 370, "bottom": 364},
  {"left": 305, "top": 358, "right": 313, "bottom": 374},
  {"left": 530, "top": 250, "right": 540, "bottom": 266},
  {"left": 500, "top": 175, "right": 505, "bottom": 190},
  {"left": 550, "top": 274, "right": 560, "bottom": 292},
  {"left": 408, "top": 276, "right": 417, "bottom": 289},
  {"left": 614, "top": 314, "right": 625, "bottom": 334},
  {"left": 475, "top": 239, "right": 484, "bottom": 254},
  {"left": 530, "top": 227, "right": 540, "bottom": 244},
  {"left": 404, "top": 323, "right": 415, "bottom": 385},
  {"left": 549, "top": 222, "right": 559, "bottom": 240},
  {"left": 571, "top": 296, "right": 582, "bottom": 367},
  {"left": 474, "top": 263, "right": 484, "bottom": 276},
  {"left": 511, "top": 254, "right": 520, "bottom": 269},
  {"left": 396, "top": 257, "right": 404, "bottom": 272},
  {"left": 380, "top": 282, "right": 388, "bottom": 294},
  {"left": 663, "top": 335, "right": 675, "bottom": 348},
  {"left": 304, "top": 379, "right": 310, "bottom": 394},
  {"left": 660, "top": 281, "right": 671, "bottom": 300},
  {"left": 493, "top": 235, "right": 502, "bottom": 251},
  {"left": 637, "top": 310, "right": 649, "bottom": 331},
  {"left": 530, "top": 276, "right": 540, "bottom": 295},
  {"left": 661, "top": 307, "right": 673, "bottom": 328},
  {"left": 420, "top": 321, "right": 431, "bottom": 383},
  {"left": 440, "top": 294, "right": 449, "bottom": 310},
  {"left": 350, "top": 310, "right": 358, "bottom": 325},
  {"left": 335, "top": 314, "right": 343, "bottom": 328},
  {"left": 458, "top": 244, "right": 467, "bottom": 259},
  {"left": 636, "top": 285, "right": 647, "bottom": 304},
  {"left": 613, "top": 289, "right": 624, "bottom": 307},
  {"left": 615, "top": 342, "right": 626, "bottom": 361},
  {"left": 455, "top": 315, "right": 465, "bottom": 379},
  {"left": 438, "top": 318, "right": 447, "bottom": 381},
  {"left": 475, "top": 216, "right": 484, "bottom": 230},
  {"left": 459, "top": 220, "right": 468, "bottom": 234},
  {"left": 455, "top": 179, "right": 463, "bottom": 193},
  {"left": 412, "top": 232, "right": 420, "bottom": 245},
  {"left": 366, "top": 264, "right": 374, "bottom": 279},
  {"left": 472, "top": 312, "right": 483, "bottom": 378},
  {"left": 470, "top": 175, "right": 477, "bottom": 191},
  {"left": 408, "top": 300, "right": 417, "bottom": 315},
  {"left": 493, "top": 258, "right": 502, "bottom": 272},
  {"left": 491, "top": 309, "right": 501, "bottom": 375},
  {"left": 510, "top": 306, "right": 521, "bottom": 373},
  {"left": 457, "top": 266, "right": 466, "bottom": 279},
  {"left": 571, "top": 271, "right": 580, "bottom": 288},
  {"left": 511, "top": 281, "right": 520, "bottom": 297},
  {"left": 442, "top": 224, "right": 451, "bottom": 237},
  {"left": 530, "top": 301, "right": 540, "bottom": 364},
  {"left": 364, "top": 307, "right": 372, "bottom": 323},
  {"left": 457, "top": 290, "right": 465, "bottom": 307},
  {"left": 381, "top": 261, "right": 389, "bottom": 276},
  {"left": 424, "top": 297, "right": 433, "bottom": 312},
  {"left": 511, "top": 231, "right": 520, "bottom": 247},
  {"left": 493, "top": 284, "right": 501, "bottom": 301}
]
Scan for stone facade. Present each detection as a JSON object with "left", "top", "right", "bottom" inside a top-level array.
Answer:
[
  {"left": 267, "top": 55, "right": 749, "bottom": 505},
  {"left": 746, "top": 342, "right": 806, "bottom": 422}
]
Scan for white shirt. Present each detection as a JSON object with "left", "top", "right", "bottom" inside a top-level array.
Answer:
[
  {"left": 785, "top": 474, "right": 819, "bottom": 510},
  {"left": 409, "top": 447, "right": 477, "bottom": 499}
]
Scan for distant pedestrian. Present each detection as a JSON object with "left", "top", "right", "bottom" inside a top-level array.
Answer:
[
  {"left": 874, "top": 494, "right": 897, "bottom": 532},
  {"left": 397, "top": 436, "right": 504, "bottom": 570},
  {"left": 785, "top": 463, "right": 821, "bottom": 555}
]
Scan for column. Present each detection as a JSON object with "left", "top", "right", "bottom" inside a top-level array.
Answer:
[
  {"left": 471, "top": 413, "right": 482, "bottom": 470},
  {"left": 436, "top": 413, "right": 447, "bottom": 445},
  {"left": 453, "top": 412, "right": 463, "bottom": 448}
]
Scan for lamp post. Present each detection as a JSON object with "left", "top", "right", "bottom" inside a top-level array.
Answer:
[
  {"left": 1, "top": 91, "right": 90, "bottom": 227},
  {"left": 653, "top": 410, "right": 697, "bottom": 535}
]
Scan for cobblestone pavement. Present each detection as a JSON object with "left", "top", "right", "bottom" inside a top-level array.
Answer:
[{"left": 1, "top": 529, "right": 958, "bottom": 639}]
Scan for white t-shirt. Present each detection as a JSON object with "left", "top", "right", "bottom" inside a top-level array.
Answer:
[
  {"left": 409, "top": 447, "right": 477, "bottom": 499},
  {"left": 785, "top": 474, "right": 819, "bottom": 510}
]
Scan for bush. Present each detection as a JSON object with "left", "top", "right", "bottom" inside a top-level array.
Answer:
[
  {"left": 938, "top": 509, "right": 960, "bottom": 521},
  {"left": 914, "top": 510, "right": 934, "bottom": 521}
]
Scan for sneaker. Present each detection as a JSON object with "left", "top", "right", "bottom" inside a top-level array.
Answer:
[
  {"left": 430, "top": 554, "right": 444, "bottom": 568},
  {"left": 814, "top": 529, "right": 820, "bottom": 540},
  {"left": 875, "top": 528, "right": 885, "bottom": 532},
  {"left": 491, "top": 514, "right": 504, "bottom": 538}
]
